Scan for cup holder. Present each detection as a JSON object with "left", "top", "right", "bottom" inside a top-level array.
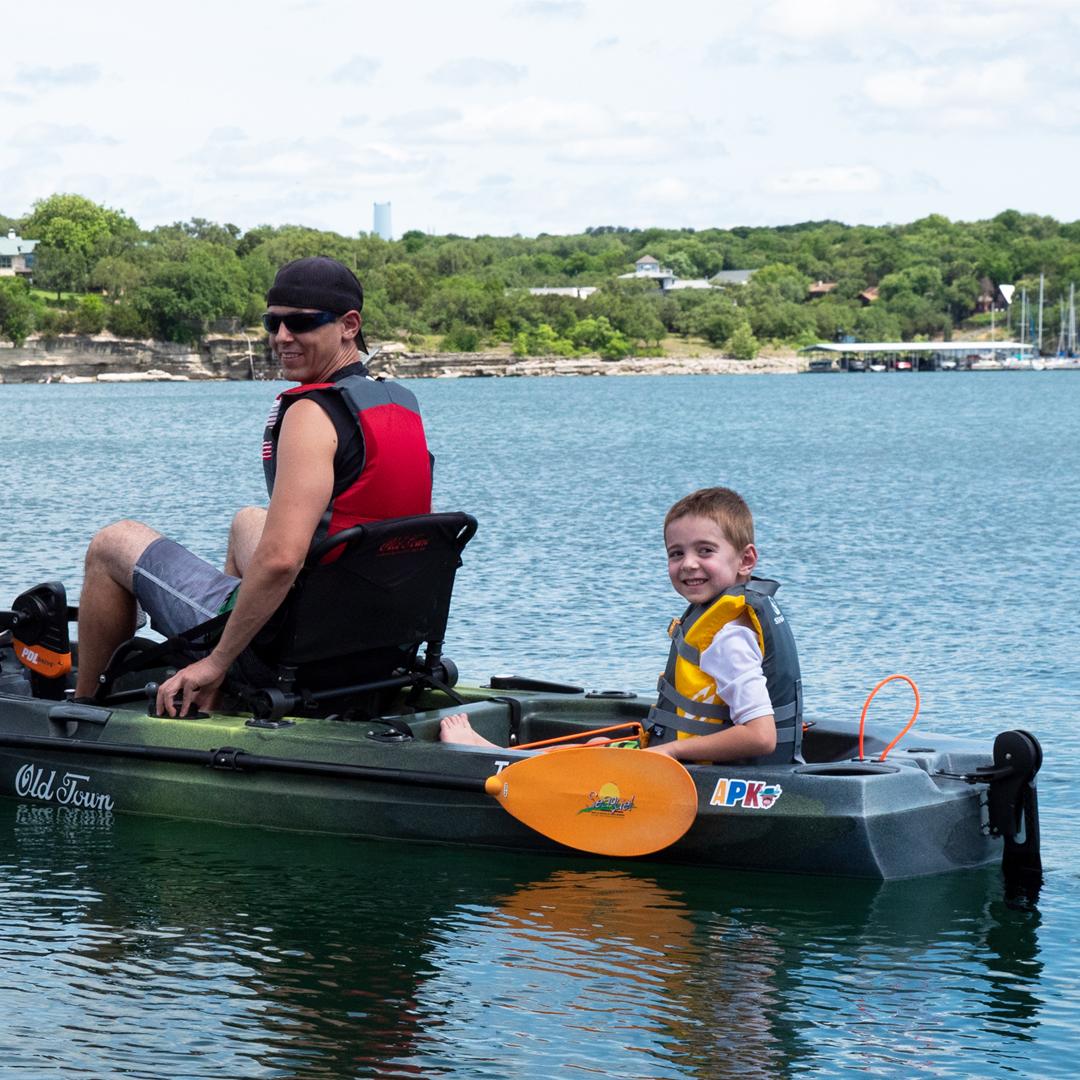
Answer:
[{"left": 794, "top": 762, "right": 901, "bottom": 777}]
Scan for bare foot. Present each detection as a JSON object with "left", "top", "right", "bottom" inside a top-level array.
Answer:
[{"left": 439, "top": 712, "right": 501, "bottom": 748}]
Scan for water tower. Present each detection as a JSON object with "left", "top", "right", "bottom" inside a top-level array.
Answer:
[{"left": 373, "top": 202, "right": 392, "bottom": 241}]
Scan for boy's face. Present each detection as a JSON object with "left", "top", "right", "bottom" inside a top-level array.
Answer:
[{"left": 665, "top": 514, "right": 757, "bottom": 604}]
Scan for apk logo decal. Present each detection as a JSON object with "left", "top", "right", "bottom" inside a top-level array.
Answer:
[{"left": 710, "top": 778, "right": 782, "bottom": 810}]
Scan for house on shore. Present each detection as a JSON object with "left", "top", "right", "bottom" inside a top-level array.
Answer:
[
  {"left": 526, "top": 286, "right": 598, "bottom": 299},
  {"left": 525, "top": 259, "right": 758, "bottom": 299},
  {"left": 976, "top": 277, "right": 1012, "bottom": 313},
  {"left": 0, "top": 230, "right": 37, "bottom": 279},
  {"left": 620, "top": 258, "right": 758, "bottom": 294},
  {"left": 619, "top": 254, "right": 676, "bottom": 290},
  {"left": 710, "top": 270, "right": 755, "bottom": 287}
]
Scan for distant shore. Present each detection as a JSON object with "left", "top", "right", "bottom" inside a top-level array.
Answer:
[
  {"left": 0, "top": 333, "right": 807, "bottom": 383},
  {"left": 367, "top": 346, "right": 806, "bottom": 380}
]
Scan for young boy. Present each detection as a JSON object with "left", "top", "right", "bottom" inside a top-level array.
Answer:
[
  {"left": 440, "top": 487, "right": 802, "bottom": 765},
  {"left": 643, "top": 486, "right": 802, "bottom": 764}
]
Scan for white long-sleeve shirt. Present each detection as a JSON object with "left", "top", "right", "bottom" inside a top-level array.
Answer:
[{"left": 696, "top": 614, "right": 774, "bottom": 725}]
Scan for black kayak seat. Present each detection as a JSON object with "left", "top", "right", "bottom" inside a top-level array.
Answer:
[
  {"left": 96, "top": 512, "right": 478, "bottom": 718},
  {"left": 247, "top": 511, "right": 478, "bottom": 695}
]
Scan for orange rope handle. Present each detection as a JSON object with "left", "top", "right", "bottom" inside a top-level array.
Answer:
[{"left": 858, "top": 674, "right": 920, "bottom": 762}]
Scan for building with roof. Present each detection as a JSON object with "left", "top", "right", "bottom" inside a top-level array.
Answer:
[
  {"left": 975, "top": 277, "right": 1012, "bottom": 313},
  {"left": 800, "top": 339, "right": 1035, "bottom": 372},
  {"left": 666, "top": 279, "right": 714, "bottom": 291},
  {"left": 709, "top": 269, "right": 755, "bottom": 286},
  {"left": 526, "top": 286, "right": 598, "bottom": 299},
  {"left": 618, "top": 254, "right": 676, "bottom": 290},
  {"left": 0, "top": 230, "right": 37, "bottom": 279}
]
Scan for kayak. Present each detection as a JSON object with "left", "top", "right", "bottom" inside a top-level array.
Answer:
[{"left": 0, "top": 582, "right": 1042, "bottom": 881}]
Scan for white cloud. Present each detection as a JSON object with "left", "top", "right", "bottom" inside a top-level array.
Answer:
[
  {"left": 329, "top": 56, "right": 382, "bottom": 83},
  {"left": 767, "top": 166, "right": 882, "bottom": 195},
  {"left": 514, "top": 1, "right": 585, "bottom": 17},
  {"left": 429, "top": 59, "right": 527, "bottom": 87},
  {"left": 864, "top": 59, "right": 1028, "bottom": 110},
  {"left": 16, "top": 62, "right": 101, "bottom": 87},
  {"left": 551, "top": 135, "right": 668, "bottom": 164},
  {"left": 437, "top": 97, "right": 611, "bottom": 143},
  {"left": 10, "top": 124, "right": 118, "bottom": 148},
  {"left": 636, "top": 177, "right": 692, "bottom": 205}
]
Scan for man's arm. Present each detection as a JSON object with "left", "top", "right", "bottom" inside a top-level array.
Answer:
[{"left": 156, "top": 398, "right": 337, "bottom": 717}]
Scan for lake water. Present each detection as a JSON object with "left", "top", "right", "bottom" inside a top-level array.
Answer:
[{"left": 0, "top": 371, "right": 1078, "bottom": 1077}]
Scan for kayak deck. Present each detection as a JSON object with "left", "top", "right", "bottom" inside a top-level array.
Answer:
[{"left": 0, "top": 673, "right": 1030, "bottom": 879}]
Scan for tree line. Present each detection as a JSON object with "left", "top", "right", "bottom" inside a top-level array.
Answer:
[{"left": 2, "top": 194, "right": 1079, "bottom": 358}]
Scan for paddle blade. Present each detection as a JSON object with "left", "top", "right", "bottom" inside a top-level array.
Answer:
[{"left": 483, "top": 747, "right": 698, "bottom": 857}]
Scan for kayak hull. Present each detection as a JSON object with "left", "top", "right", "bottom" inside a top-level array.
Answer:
[{"left": 0, "top": 675, "right": 1013, "bottom": 880}]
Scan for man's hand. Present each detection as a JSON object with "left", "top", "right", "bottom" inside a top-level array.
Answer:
[{"left": 155, "top": 653, "right": 229, "bottom": 718}]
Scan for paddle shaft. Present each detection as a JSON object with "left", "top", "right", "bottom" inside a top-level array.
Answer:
[
  {"left": 0, "top": 734, "right": 700, "bottom": 856},
  {"left": 0, "top": 731, "right": 489, "bottom": 792}
]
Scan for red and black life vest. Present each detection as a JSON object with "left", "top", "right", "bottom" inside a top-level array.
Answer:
[{"left": 262, "top": 368, "right": 432, "bottom": 553}]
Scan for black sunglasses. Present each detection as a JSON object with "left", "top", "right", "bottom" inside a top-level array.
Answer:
[{"left": 262, "top": 310, "right": 338, "bottom": 335}]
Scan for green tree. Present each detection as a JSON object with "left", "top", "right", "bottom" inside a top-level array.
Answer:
[
  {"left": 75, "top": 294, "right": 106, "bottom": 334},
  {"left": 0, "top": 277, "right": 38, "bottom": 344},
  {"left": 384, "top": 262, "right": 429, "bottom": 308},
  {"left": 89, "top": 254, "right": 145, "bottom": 297},
  {"left": 133, "top": 243, "right": 251, "bottom": 342},
  {"left": 106, "top": 301, "right": 152, "bottom": 339},
  {"left": 512, "top": 323, "right": 575, "bottom": 357},
  {"left": 440, "top": 323, "right": 482, "bottom": 352},
  {"left": 22, "top": 193, "right": 137, "bottom": 296},
  {"left": 726, "top": 323, "right": 760, "bottom": 360}
]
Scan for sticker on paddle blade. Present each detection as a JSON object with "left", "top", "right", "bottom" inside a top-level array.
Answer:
[{"left": 484, "top": 746, "right": 698, "bottom": 857}]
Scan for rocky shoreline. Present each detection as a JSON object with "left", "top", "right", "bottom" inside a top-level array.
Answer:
[
  {"left": 0, "top": 333, "right": 807, "bottom": 384},
  {"left": 367, "top": 347, "right": 806, "bottom": 379}
]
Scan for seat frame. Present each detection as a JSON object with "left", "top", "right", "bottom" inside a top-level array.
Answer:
[{"left": 93, "top": 512, "right": 478, "bottom": 722}]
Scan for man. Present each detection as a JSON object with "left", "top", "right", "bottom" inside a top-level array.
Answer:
[{"left": 74, "top": 256, "right": 432, "bottom": 717}]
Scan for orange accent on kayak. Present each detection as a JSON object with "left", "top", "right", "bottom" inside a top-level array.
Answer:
[
  {"left": 13, "top": 638, "right": 73, "bottom": 679},
  {"left": 859, "top": 674, "right": 921, "bottom": 762},
  {"left": 514, "top": 722, "right": 646, "bottom": 751}
]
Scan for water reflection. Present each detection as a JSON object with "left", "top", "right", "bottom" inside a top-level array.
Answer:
[{"left": 1, "top": 806, "right": 1046, "bottom": 1078}]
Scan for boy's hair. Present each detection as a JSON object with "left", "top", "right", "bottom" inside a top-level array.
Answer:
[{"left": 664, "top": 487, "right": 755, "bottom": 551}]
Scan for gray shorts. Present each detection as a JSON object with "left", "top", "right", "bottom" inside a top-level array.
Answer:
[{"left": 132, "top": 537, "right": 240, "bottom": 640}]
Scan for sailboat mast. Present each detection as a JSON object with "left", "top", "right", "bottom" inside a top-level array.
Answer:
[
  {"left": 1070, "top": 282, "right": 1076, "bottom": 356},
  {"left": 1037, "top": 273, "right": 1045, "bottom": 356}
]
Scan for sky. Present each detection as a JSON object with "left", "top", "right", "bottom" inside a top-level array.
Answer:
[{"left": 3, "top": 0, "right": 1078, "bottom": 239}]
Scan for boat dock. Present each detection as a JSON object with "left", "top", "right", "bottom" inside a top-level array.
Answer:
[{"left": 798, "top": 340, "right": 1064, "bottom": 372}]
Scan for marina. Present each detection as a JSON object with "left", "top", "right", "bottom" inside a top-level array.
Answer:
[{"left": 800, "top": 340, "right": 1064, "bottom": 372}]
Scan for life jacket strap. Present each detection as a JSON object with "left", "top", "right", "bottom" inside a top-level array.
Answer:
[
  {"left": 647, "top": 704, "right": 798, "bottom": 744},
  {"left": 672, "top": 634, "right": 700, "bottom": 665},
  {"left": 648, "top": 704, "right": 732, "bottom": 736},
  {"left": 655, "top": 675, "right": 731, "bottom": 720}
]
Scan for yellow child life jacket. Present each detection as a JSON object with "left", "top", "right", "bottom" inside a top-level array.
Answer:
[{"left": 648, "top": 578, "right": 803, "bottom": 765}]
